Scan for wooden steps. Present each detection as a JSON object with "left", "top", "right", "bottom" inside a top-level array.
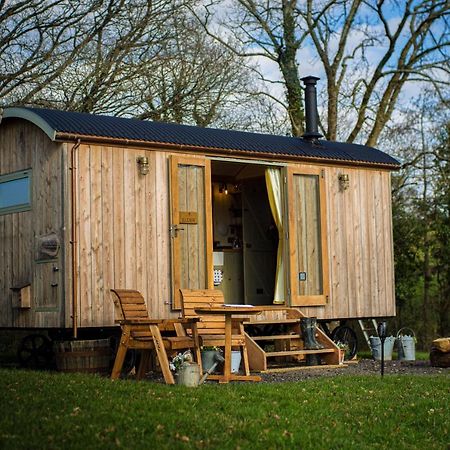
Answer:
[
  {"left": 263, "top": 364, "right": 344, "bottom": 373},
  {"left": 252, "top": 334, "right": 301, "bottom": 341},
  {"left": 265, "top": 349, "right": 335, "bottom": 357},
  {"left": 244, "top": 308, "right": 340, "bottom": 371},
  {"left": 250, "top": 319, "right": 299, "bottom": 325}
]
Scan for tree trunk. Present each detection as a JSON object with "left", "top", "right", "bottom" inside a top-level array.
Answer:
[
  {"left": 326, "top": 75, "right": 337, "bottom": 141},
  {"left": 279, "top": 56, "right": 304, "bottom": 137},
  {"left": 279, "top": 0, "right": 304, "bottom": 137}
]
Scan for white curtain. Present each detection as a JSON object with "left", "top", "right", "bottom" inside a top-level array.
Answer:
[{"left": 265, "top": 168, "right": 285, "bottom": 304}]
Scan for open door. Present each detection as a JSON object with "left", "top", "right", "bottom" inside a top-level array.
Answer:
[
  {"left": 242, "top": 178, "right": 277, "bottom": 305},
  {"left": 287, "top": 166, "right": 329, "bottom": 306},
  {"left": 170, "top": 156, "right": 213, "bottom": 309}
]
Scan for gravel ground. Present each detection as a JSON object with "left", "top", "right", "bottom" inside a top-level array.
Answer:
[
  {"left": 139, "top": 359, "right": 449, "bottom": 384},
  {"left": 259, "top": 359, "right": 449, "bottom": 383}
]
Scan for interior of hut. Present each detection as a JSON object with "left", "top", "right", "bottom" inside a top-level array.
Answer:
[{"left": 210, "top": 160, "right": 280, "bottom": 306}]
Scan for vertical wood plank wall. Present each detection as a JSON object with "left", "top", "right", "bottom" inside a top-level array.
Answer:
[
  {"left": 0, "top": 120, "right": 395, "bottom": 328},
  {"left": 0, "top": 120, "right": 64, "bottom": 328},
  {"left": 294, "top": 164, "right": 395, "bottom": 319},
  {"left": 74, "top": 151, "right": 395, "bottom": 325},
  {"left": 72, "top": 144, "right": 174, "bottom": 327}
]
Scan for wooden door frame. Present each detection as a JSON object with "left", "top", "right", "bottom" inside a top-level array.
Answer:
[
  {"left": 287, "top": 165, "right": 330, "bottom": 306},
  {"left": 169, "top": 155, "right": 213, "bottom": 309}
]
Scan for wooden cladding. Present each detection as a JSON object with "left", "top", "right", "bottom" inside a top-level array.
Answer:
[
  {"left": 297, "top": 166, "right": 395, "bottom": 319},
  {"left": 288, "top": 166, "right": 329, "bottom": 306},
  {"left": 72, "top": 145, "right": 174, "bottom": 327},
  {"left": 0, "top": 120, "right": 64, "bottom": 328},
  {"left": 170, "top": 156, "right": 213, "bottom": 309},
  {"left": 0, "top": 117, "right": 396, "bottom": 329}
]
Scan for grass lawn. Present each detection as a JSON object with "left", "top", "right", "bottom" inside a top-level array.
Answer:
[
  {"left": 0, "top": 369, "right": 447, "bottom": 450},
  {"left": 357, "top": 350, "right": 430, "bottom": 361}
]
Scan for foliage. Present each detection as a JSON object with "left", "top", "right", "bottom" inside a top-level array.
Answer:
[
  {"left": 201, "top": 346, "right": 222, "bottom": 352},
  {"left": 169, "top": 351, "right": 193, "bottom": 372},
  {"left": 388, "top": 94, "right": 450, "bottom": 348},
  {"left": 335, "top": 341, "right": 349, "bottom": 351},
  {"left": 0, "top": 369, "right": 448, "bottom": 449}
]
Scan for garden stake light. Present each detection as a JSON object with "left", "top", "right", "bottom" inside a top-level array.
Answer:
[{"left": 377, "top": 321, "right": 387, "bottom": 377}]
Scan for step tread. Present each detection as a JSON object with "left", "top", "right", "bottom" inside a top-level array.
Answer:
[
  {"left": 247, "top": 319, "right": 299, "bottom": 325},
  {"left": 263, "top": 364, "right": 345, "bottom": 373},
  {"left": 266, "top": 349, "right": 336, "bottom": 357},
  {"left": 252, "top": 334, "right": 301, "bottom": 341}
]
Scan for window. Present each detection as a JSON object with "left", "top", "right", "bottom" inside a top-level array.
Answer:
[{"left": 0, "top": 170, "right": 31, "bottom": 215}]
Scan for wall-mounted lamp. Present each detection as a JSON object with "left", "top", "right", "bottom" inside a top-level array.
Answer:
[
  {"left": 338, "top": 173, "right": 349, "bottom": 191},
  {"left": 219, "top": 183, "right": 228, "bottom": 195},
  {"left": 137, "top": 156, "right": 149, "bottom": 175}
]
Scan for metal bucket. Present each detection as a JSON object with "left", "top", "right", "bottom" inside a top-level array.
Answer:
[
  {"left": 201, "top": 350, "right": 222, "bottom": 372},
  {"left": 231, "top": 350, "right": 242, "bottom": 373},
  {"left": 396, "top": 328, "right": 416, "bottom": 361},
  {"left": 176, "top": 362, "right": 200, "bottom": 387},
  {"left": 369, "top": 336, "right": 395, "bottom": 361}
]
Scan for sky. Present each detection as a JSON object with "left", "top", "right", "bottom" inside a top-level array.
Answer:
[{"left": 206, "top": 0, "right": 448, "bottom": 138}]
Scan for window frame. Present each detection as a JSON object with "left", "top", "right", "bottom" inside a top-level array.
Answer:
[{"left": 0, "top": 169, "right": 32, "bottom": 215}]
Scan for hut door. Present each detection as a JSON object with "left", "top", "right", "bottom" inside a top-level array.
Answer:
[
  {"left": 287, "top": 167, "right": 329, "bottom": 306},
  {"left": 169, "top": 156, "right": 213, "bottom": 309}
]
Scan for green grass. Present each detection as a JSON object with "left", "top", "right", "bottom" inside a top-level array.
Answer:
[
  {"left": 0, "top": 369, "right": 448, "bottom": 450},
  {"left": 357, "top": 350, "right": 430, "bottom": 361}
]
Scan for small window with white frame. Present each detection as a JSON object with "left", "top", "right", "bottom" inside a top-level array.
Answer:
[{"left": 0, "top": 169, "right": 32, "bottom": 215}]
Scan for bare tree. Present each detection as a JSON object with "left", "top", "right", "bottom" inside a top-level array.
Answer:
[
  {"left": 196, "top": 0, "right": 450, "bottom": 145},
  {"left": 0, "top": 0, "right": 192, "bottom": 111},
  {"left": 1, "top": 0, "right": 272, "bottom": 131},
  {"left": 130, "top": 15, "right": 270, "bottom": 128},
  {"left": 0, "top": 0, "right": 151, "bottom": 106},
  {"left": 194, "top": 0, "right": 309, "bottom": 135}
]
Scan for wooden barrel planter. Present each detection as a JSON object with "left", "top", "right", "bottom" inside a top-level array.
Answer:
[{"left": 55, "top": 339, "right": 111, "bottom": 375}]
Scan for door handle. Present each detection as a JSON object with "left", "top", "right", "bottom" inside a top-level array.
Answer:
[{"left": 170, "top": 224, "right": 185, "bottom": 238}]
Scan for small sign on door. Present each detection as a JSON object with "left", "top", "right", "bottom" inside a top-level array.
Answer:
[{"left": 179, "top": 211, "right": 198, "bottom": 224}]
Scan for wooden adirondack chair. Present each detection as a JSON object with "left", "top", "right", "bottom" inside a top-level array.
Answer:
[
  {"left": 110, "top": 289, "right": 201, "bottom": 384},
  {"left": 180, "top": 289, "right": 254, "bottom": 380}
]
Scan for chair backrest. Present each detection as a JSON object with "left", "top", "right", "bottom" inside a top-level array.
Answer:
[
  {"left": 180, "top": 289, "right": 226, "bottom": 335},
  {"left": 110, "top": 289, "right": 150, "bottom": 322}
]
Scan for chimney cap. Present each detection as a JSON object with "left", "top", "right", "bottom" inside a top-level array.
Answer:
[{"left": 301, "top": 75, "right": 320, "bottom": 84}]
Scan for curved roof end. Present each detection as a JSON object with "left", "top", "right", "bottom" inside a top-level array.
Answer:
[{"left": 1, "top": 107, "right": 57, "bottom": 141}]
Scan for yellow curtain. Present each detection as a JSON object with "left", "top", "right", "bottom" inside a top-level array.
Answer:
[{"left": 265, "top": 168, "right": 285, "bottom": 304}]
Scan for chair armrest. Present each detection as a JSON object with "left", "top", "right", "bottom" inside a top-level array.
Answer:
[
  {"left": 158, "top": 318, "right": 200, "bottom": 332},
  {"left": 116, "top": 319, "right": 164, "bottom": 325},
  {"left": 163, "top": 318, "right": 200, "bottom": 324}
]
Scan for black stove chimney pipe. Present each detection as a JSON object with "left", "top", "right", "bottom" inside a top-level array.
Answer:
[{"left": 301, "top": 76, "right": 323, "bottom": 140}]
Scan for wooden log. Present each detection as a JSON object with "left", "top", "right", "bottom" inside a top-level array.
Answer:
[
  {"left": 431, "top": 338, "right": 450, "bottom": 353},
  {"left": 430, "top": 349, "right": 450, "bottom": 368}
]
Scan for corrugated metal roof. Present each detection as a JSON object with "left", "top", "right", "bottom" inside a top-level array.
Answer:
[{"left": 2, "top": 107, "right": 400, "bottom": 167}]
